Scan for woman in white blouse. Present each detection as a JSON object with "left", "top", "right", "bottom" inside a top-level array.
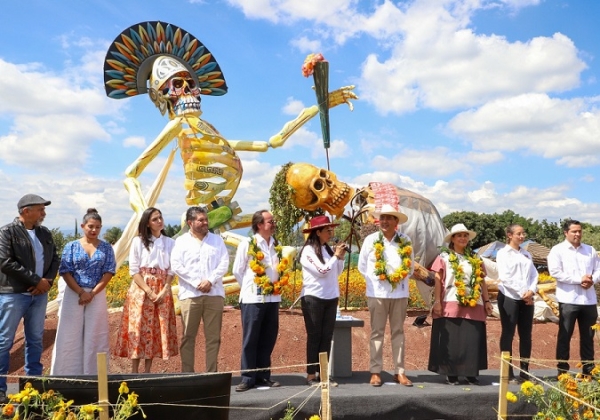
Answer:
[
  {"left": 299, "top": 215, "right": 347, "bottom": 386},
  {"left": 496, "top": 223, "right": 538, "bottom": 383},
  {"left": 114, "top": 207, "right": 178, "bottom": 373}
]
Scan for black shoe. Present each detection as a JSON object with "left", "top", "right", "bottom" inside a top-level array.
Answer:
[
  {"left": 235, "top": 382, "right": 252, "bottom": 392},
  {"left": 307, "top": 378, "right": 320, "bottom": 386},
  {"left": 466, "top": 377, "right": 480, "bottom": 386},
  {"left": 520, "top": 372, "right": 533, "bottom": 382},
  {"left": 445, "top": 376, "right": 459, "bottom": 385},
  {"left": 257, "top": 378, "right": 280, "bottom": 388},
  {"left": 0, "top": 390, "right": 7, "bottom": 404}
]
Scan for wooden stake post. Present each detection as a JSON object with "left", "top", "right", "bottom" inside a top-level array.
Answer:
[
  {"left": 319, "top": 352, "right": 332, "bottom": 420},
  {"left": 97, "top": 353, "right": 109, "bottom": 420},
  {"left": 497, "top": 351, "right": 510, "bottom": 420}
]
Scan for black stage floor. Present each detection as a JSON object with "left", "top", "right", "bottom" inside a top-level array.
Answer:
[{"left": 227, "top": 369, "right": 554, "bottom": 420}]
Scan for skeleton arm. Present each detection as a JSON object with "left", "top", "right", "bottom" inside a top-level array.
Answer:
[
  {"left": 270, "top": 85, "right": 357, "bottom": 148},
  {"left": 124, "top": 117, "right": 183, "bottom": 214},
  {"left": 227, "top": 86, "right": 358, "bottom": 151}
]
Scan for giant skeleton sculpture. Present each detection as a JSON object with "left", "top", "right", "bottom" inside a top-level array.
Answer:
[
  {"left": 103, "top": 21, "right": 357, "bottom": 266},
  {"left": 285, "top": 162, "right": 448, "bottom": 304}
]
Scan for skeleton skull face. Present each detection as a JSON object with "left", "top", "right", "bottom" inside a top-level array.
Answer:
[
  {"left": 286, "top": 163, "right": 354, "bottom": 218},
  {"left": 149, "top": 56, "right": 202, "bottom": 118},
  {"left": 163, "top": 71, "right": 202, "bottom": 117}
]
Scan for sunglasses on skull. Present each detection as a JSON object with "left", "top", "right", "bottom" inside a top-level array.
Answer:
[{"left": 171, "top": 77, "right": 196, "bottom": 89}]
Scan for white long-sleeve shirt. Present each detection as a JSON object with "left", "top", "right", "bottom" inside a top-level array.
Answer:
[
  {"left": 548, "top": 240, "right": 600, "bottom": 305},
  {"left": 496, "top": 244, "right": 538, "bottom": 300},
  {"left": 232, "top": 234, "right": 281, "bottom": 304},
  {"left": 171, "top": 231, "right": 229, "bottom": 300},
  {"left": 129, "top": 235, "right": 175, "bottom": 275},
  {"left": 300, "top": 245, "right": 344, "bottom": 300},
  {"left": 358, "top": 230, "right": 414, "bottom": 299}
]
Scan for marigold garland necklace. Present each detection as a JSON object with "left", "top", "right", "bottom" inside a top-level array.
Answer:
[
  {"left": 248, "top": 237, "right": 290, "bottom": 296},
  {"left": 373, "top": 231, "right": 413, "bottom": 290},
  {"left": 441, "top": 246, "right": 485, "bottom": 307}
]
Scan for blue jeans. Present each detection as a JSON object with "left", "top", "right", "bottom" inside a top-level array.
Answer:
[{"left": 0, "top": 293, "right": 48, "bottom": 392}]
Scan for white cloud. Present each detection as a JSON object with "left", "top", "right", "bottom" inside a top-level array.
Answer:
[
  {"left": 448, "top": 94, "right": 600, "bottom": 167},
  {"left": 123, "top": 136, "right": 146, "bottom": 148},
  {"left": 281, "top": 126, "right": 321, "bottom": 149},
  {"left": 291, "top": 36, "right": 322, "bottom": 53},
  {"left": 0, "top": 114, "right": 110, "bottom": 169},
  {"left": 369, "top": 147, "right": 503, "bottom": 178},
  {"left": 348, "top": 170, "right": 600, "bottom": 224},
  {"left": 0, "top": 46, "right": 123, "bottom": 171},
  {"left": 282, "top": 97, "right": 306, "bottom": 115},
  {"left": 360, "top": 30, "right": 586, "bottom": 114},
  {"left": 325, "top": 139, "right": 351, "bottom": 159}
]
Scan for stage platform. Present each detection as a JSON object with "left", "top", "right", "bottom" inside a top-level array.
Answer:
[{"left": 227, "top": 369, "right": 553, "bottom": 420}]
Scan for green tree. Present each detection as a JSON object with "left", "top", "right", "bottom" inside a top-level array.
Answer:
[
  {"left": 50, "top": 228, "right": 81, "bottom": 255},
  {"left": 582, "top": 223, "right": 600, "bottom": 250},
  {"left": 164, "top": 223, "right": 182, "bottom": 238},
  {"left": 103, "top": 226, "right": 123, "bottom": 244},
  {"left": 442, "top": 210, "right": 564, "bottom": 249}
]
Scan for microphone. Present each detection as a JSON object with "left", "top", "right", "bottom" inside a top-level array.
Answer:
[{"left": 333, "top": 237, "right": 348, "bottom": 251}]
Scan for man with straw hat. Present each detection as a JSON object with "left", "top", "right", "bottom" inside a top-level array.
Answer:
[{"left": 358, "top": 204, "right": 414, "bottom": 387}]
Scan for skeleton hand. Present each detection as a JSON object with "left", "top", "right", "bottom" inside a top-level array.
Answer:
[{"left": 327, "top": 85, "right": 358, "bottom": 111}]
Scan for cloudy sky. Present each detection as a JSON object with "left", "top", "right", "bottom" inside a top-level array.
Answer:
[{"left": 1, "top": 0, "right": 599, "bottom": 232}]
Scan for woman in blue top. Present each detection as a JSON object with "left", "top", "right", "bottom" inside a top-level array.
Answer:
[{"left": 50, "top": 208, "right": 116, "bottom": 375}]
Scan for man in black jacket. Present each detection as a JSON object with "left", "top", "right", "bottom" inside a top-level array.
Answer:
[{"left": 0, "top": 194, "right": 59, "bottom": 403}]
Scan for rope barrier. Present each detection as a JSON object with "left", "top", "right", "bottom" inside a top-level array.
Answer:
[
  {"left": 0, "top": 360, "right": 325, "bottom": 414},
  {"left": 495, "top": 353, "right": 600, "bottom": 419}
]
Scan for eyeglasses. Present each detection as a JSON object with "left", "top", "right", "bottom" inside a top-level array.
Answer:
[{"left": 265, "top": 220, "right": 277, "bottom": 225}]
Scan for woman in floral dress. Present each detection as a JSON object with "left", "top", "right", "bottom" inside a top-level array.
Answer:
[
  {"left": 114, "top": 207, "right": 178, "bottom": 373},
  {"left": 428, "top": 223, "right": 493, "bottom": 385}
]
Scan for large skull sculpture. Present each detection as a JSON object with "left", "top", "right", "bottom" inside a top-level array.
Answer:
[
  {"left": 149, "top": 56, "right": 202, "bottom": 118},
  {"left": 286, "top": 163, "right": 354, "bottom": 218}
]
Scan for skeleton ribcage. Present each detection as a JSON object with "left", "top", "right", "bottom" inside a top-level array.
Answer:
[{"left": 179, "top": 121, "right": 242, "bottom": 206}]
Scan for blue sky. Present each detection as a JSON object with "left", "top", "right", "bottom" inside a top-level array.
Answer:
[{"left": 1, "top": 0, "right": 599, "bottom": 231}]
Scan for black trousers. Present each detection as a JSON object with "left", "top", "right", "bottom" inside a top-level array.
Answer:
[
  {"left": 556, "top": 302, "right": 598, "bottom": 375},
  {"left": 498, "top": 292, "right": 534, "bottom": 377},
  {"left": 301, "top": 295, "right": 338, "bottom": 375},
  {"left": 240, "top": 302, "right": 279, "bottom": 386}
]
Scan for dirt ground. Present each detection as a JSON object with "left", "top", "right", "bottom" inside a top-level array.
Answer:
[{"left": 6, "top": 306, "right": 579, "bottom": 383}]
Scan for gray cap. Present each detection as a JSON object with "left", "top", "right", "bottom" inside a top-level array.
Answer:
[{"left": 18, "top": 194, "right": 51, "bottom": 210}]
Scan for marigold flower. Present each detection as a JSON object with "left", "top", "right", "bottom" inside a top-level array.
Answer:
[
  {"left": 309, "top": 416, "right": 321, "bottom": 420},
  {"left": 469, "top": 299, "right": 477, "bottom": 307},
  {"left": 2, "top": 404, "right": 15, "bottom": 417},
  {"left": 119, "top": 382, "right": 129, "bottom": 394},
  {"left": 379, "top": 274, "right": 387, "bottom": 281},
  {"left": 128, "top": 392, "right": 139, "bottom": 407},
  {"left": 506, "top": 391, "right": 518, "bottom": 403},
  {"left": 592, "top": 323, "right": 600, "bottom": 331}
]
